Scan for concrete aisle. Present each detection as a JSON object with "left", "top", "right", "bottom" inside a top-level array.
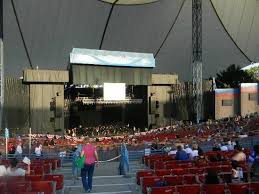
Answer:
[{"left": 59, "top": 161, "right": 145, "bottom": 194}]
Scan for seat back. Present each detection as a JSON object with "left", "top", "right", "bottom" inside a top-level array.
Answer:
[
  {"left": 203, "top": 184, "right": 225, "bottom": 194},
  {"left": 177, "top": 184, "right": 200, "bottom": 194},
  {"left": 31, "top": 181, "right": 53, "bottom": 194},
  {"left": 150, "top": 186, "right": 175, "bottom": 194},
  {"left": 163, "top": 175, "right": 183, "bottom": 186},
  {"left": 250, "top": 182, "right": 259, "bottom": 193},
  {"left": 141, "top": 176, "right": 163, "bottom": 194},
  {"left": 228, "top": 183, "right": 249, "bottom": 194},
  {"left": 6, "top": 181, "right": 30, "bottom": 193},
  {"left": 25, "top": 175, "right": 42, "bottom": 181},
  {"left": 44, "top": 174, "right": 64, "bottom": 190},
  {"left": 136, "top": 171, "right": 153, "bottom": 185}
]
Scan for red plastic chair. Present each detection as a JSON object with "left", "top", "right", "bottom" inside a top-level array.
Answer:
[
  {"left": 141, "top": 176, "right": 163, "bottom": 194},
  {"left": 44, "top": 174, "right": 64, "bottom": 190},
  {"left": 164, "top": 175, "right": 183, "bottom": 186},
  {"left": 228, "top": 183, "right": 249, "bottom": 194},
  {"left": 188, "top": 167, "right": 204, "bottom": 174},
  {"left": 6, "top": 181, "right": 30, "bottom": 193},
  {"left": 155, "top": 169, "right": 171, "bottom": 176},
  {"left": 33, "top": 167, "right": 44, "bottom": 175},
  {"left": 43, "top": 163, "right": 51, "bottom": 174},
  {"left": 183, "top": 174, "right": 196, "bottom": 184},
  {"left": 250, "top": 182, "right": 259, "bottom": 193},
  {"left": 31, "top": 181, "right": 53, "bottom": 194},
  {"left": 203, "top": 184, "right": 225, "bottom": 194},
  {"left": 177, "top": 184, "right": 201, "bottom": 194},
  {"left": 136, "top": 170, "right": 153, "bottom": 185},
  {"left": 25, "top": 175, "right": 42, "bottom": 181},
  {"left": 171, "top": 168, "right": 185, "bottom": 175},
  {"left": 150, "top": 186, "right": 175, "bottom": 194}
]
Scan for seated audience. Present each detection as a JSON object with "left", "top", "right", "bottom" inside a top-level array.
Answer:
[
  {"left": 6, "top": 158, "right": 30, "bottom": 176},
  {"left": 176, "top": 145, "right": 188, "bottom": 161},
  {"left": 232, "top": 145, "right": 246, "bottom": 162},
  {"left": 0, "top": 159, "right": 7, "bottom": 176}
]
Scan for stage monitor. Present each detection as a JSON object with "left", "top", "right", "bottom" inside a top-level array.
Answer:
[{"left": 104, "top": 83, "right": 126, "bottom": 101}]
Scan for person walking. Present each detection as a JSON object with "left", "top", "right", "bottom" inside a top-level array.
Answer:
[
  {"left": 81, "top": 138, "right": 99, "bottom": 193},
  {"left": 72, "top": 144, "right": 82, "bottom": 180}
]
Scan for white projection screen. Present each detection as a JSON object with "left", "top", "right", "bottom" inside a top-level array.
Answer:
[{"left": 103, "top": 83, "right": 126, "bottom": 100}]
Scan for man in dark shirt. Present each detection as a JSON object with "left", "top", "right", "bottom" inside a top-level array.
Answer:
[{"left": 175, "top": 145, "right": 188, "bottom": 161}]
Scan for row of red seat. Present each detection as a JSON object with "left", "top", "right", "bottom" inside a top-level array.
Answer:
[
  {"left": 148, "top": 183, "right": 259, "bottom": 194},
  {"left": 0, "top": 174, "right": 64, "bottom": 191},
  {"left": 136, "top": 165, "right": 235, "bottom": 185},
  {"left": 0, "top": 180, "right": 53, "bottom": 194}
]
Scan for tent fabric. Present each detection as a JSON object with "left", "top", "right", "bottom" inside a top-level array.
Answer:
[
  {"left": 3, "top": 0, "right": 259, "bottom": 80},
  {"left": 72, "top": 65, "right": 152, "bottom": 85},
  {"left": 23, "top": 69, "right": 69, "bottom": 83},
  {"left": 30, "top": 84, "right": 64, "bottom": 133},
  {"left": 3, "top": 78, "right": 29, "bottom": 130}
]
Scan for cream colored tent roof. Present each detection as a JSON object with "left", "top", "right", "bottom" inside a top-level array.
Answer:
[{"left": 3, "top": 0, "right": 259, "bottom": 81}]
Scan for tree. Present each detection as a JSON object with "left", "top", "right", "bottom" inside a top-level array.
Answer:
[{"left": 216, "top": 64, "right": 256, "bottom": 88}]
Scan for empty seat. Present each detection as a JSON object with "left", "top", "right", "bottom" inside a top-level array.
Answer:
[
  {"left": 31, "top": 181, "right": 53, "bottom": 194},
  {"left": 150, "top": 186, "right": 175, "bottom": 194},
  {"left": 183, "top": 174, "right": 196, "bottom": 184},
  {"left": 228, "top": 183, "right": 249, "bottom": 194},
  {"left": 136, "top": 170, "right": 153, "bottom": 185},
  {"left": 171, "top": 168, "right": 186, "bottom": 175},
  {"left": 203, "top": 184, "right": 225, "bottom": 194},
  {"left": 25, "top": 175, "right": 42, "bottom": 181},
  {"left": 177, "top": 184, "right": 201, "bottom": 194},
  {"left": 250, "top": 182, "right": 259, "bottom": 194},
  {"left": 44, "top": 174, "right": 64, "bottom": 190},
  {"left": 155, "top": 169, "right": 171, "bottom": 176},
  {"left": 164, "top": 175, "right": 183, "bottom": 186},
  {"left": 6, "top": 181, "right": 30, "bottom": 194}
]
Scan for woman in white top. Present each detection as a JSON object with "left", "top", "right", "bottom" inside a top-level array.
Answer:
[
  {"left": 35, "top": 144, "right": 42, "bottom": 158},
  {"left": 0, "top": 160, "right": 7, "bottom": 176},
  {"left": 6, "top": 158, "right": 30, "bottom": 176}
]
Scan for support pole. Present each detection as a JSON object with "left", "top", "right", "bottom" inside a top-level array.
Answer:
[
  {"left": 29, "top": 127, "right": 31, "bottom": 157},
  {"left": 192, "top": 0, "right": 203, "bottom": 123}
]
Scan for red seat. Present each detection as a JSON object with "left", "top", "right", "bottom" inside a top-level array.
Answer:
[
  {"left": 171, "top": 168, "right": 185, "bottom": 175},
  {"left": 44, "top": 174, "right": 64, "bottom": 190},
  {"left": 150, "top": 186, "right": 175, "bottom": 194},
  {"left": 33, "top": 167, "right": 44, "bottom": 175},
  {"left": 136, "top": 171, "right": 153, "bottom": 185},
  {"left": 31, "top": 181, "right": 53, "bottom": 194},
  {"left": 154, "top": 161, "right": 165, "bottom": 169},
  {"left": 250, "top": 182, "right": 259, "bottom": 193},
  {"left": 203, "top": 184, "right": 225, "bottom": 194},
  {"left": 0, "top": 182, "right": 6, "bottom": 193},
  {"left": 228, "top": 183, "right": 249, "bottom": 194},
  {"left": 43, "top": 163, "right": 51, "bottom": 174},
  {"left": 18, "top": 192, "right": 40, "bottom": 194},
  {"left": 56, "top": 159, "right": 61, "bottom": 168},
  {"left": 6, "top": 181, "right": 30, "bottom": 193},
  {"left": 164, "top": 175, "right": 183, "bottom": 186},
  {"left": 177, "top": 184, "right": 201, "bottom": 194},
  {"left": 141, "top": 176, "right": 163, "bottom": 194},
  {"left": 155, "top": 170, "right": 171, "bottom": 176},
  {"left": 25, "top": 175, "right": 42, "bottom": 181},
  {"left": 183, "top": 174, "right": 196, "bottom": 184},
  {"left": 188, "top": 168, "right": 204, "bottom": 174}
]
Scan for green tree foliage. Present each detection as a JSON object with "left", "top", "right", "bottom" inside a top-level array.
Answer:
[{"left": 216, "top": 64, "right": 256, "bottom": 88}]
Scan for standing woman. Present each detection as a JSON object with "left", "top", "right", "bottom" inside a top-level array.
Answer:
[{"left": 81, "top": 138, "right": 99, "bottom": 193}]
